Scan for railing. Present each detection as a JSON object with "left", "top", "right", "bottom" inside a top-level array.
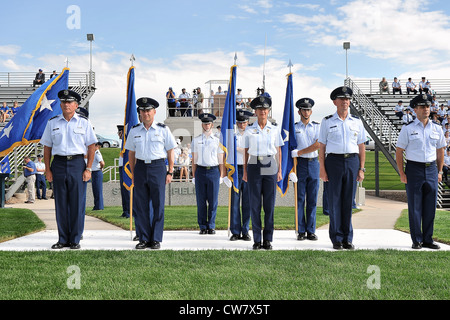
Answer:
[
  {"left": 352, "top": 78, "right": 450, "bottom": 95},
  {"left": 0, "top": 71, "right": 95, "bottom": 89},
  {"left": 102, "top": 163, "right": 194, "bottom": 182}
]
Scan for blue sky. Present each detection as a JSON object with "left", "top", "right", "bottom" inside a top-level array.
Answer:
[{"left": 2, "top": 0, "right": 450, "bottom": 138}]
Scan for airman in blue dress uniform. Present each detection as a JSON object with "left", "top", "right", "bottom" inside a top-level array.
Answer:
[
  {"left": 243, "top": 97, "right": 284, "bottom": 250},
  {"left": 41, "top": 90, "right": 97, "bottom": 249},
  {"left": 229, "top": 109, "right": 253, "bottom": 241},
  {"left": 191, "top": 113, "right": 224, "bottom": 234},
  {"left": 125, "top": 97, "right": 177, "bottom": 249},
  {"left": 395, "top": 94, "right": 446, "bottom": 250},
  {"left": 318, "top": 86, "right": 366, "bottom": 250},
  {"left": 291, "top": 98, "right": 320, "bottom": 241}
]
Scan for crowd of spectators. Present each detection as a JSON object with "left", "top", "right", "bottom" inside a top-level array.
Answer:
[
  {"left": 1, "top": 101, "right": 20, "bottom": 123},
  {"left": 165, "top": 86, "right": 271, "bottom": 118},
  {"left": 379, "top": 76, "right": 435, "bottom": 95}
]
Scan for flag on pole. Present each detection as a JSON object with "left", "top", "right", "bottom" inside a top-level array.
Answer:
[
  {"left": 120, "top": 66, "right": 138, "bottom": 191},
  {"left": 220, "top": 64, "right": 239, "bottom": 193},
  {"left": 277, "top": 72, "right": 297, "bottom": 196},
  {"left": 0, "top": 68, "right": 69, "bottom": 157}
]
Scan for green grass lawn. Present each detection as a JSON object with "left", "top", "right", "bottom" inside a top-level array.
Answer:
[{"left": 1, "top": 167, "right": 449, "bottom": 301}]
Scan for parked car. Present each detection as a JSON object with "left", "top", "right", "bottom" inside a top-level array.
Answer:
[
  {"left": 96, "top": 134, "right": 119, "bottom": 148},
  {"left": 365, "top": 136, "right": 375, "bottom": 151}
]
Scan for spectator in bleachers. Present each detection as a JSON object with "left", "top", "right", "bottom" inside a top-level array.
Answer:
[
  {"left": 406, "top": 78, "right": 418, "bottom": 94},
  {"left": 33, "top": 69, "right": 45, "bottom": 87},
  {"left": 0, "top": 102, "right": 12, "bottom": 123},
  {"left": 50, "top": 70, "right": 58, "bottom": 79},
  {"left": 402, "top": 107, "right": 415, "bottom": 124},
  {"left": 195, "top": 87, "right": 204, "bottom": 116},
  {"left": 437, "top": 104, "right": 446, "bottom": 122},
  {"left": 236, "top": 88, "right": 244, "bottom": 107},
  {"left": 443, "top": 148, "right": 450, "bottom": 182},
  {"left": 444, "top": 131, "right": 450, "bottom": 149},
  {"left": 392, "top": 77, "right": 402, "bottom": 95},
  {"left": 419, "top": 77, "right": 427, "bottom": 94},
  {"left": 166, "top": 87, "right": 177, "bottom": 117},
  {"left": 379, "top": 77, "right": 389, "bottom": 94},
  {"left": 11, "top": 101, "right": 20, "bottom": 116},
  {"left": 425, "top": 81, "right": 435, "bottom": 95},
  {"left": 432, "top": 113, "right": 441, "bottom": 125},
  {"left": 178, "top": 88, "right": 190, "bottom": 117},
  {"left": 443, "top": 122, "right": 450, "bottom": 134},
  {"left": 395, "top": 100, "right": 404, "bottom": 119}
]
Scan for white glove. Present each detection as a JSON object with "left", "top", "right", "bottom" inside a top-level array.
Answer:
[
  {"left": 223, "top": 176, "right": 232, "bottom": 188},
  {"left": 291, "top": 149, "right": 299, "bottom": 158},
  {"left": 289, "top": 172, "right": 298, "bottom": 183},
  {"left": 219, "top": 177, "right": 223, "bottom": 184},
  {"left": 192, "top": 178, "right": 195, "bottom": 185}
]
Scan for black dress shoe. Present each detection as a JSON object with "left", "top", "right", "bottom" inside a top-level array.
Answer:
[
  {"left": 230, "top": 234, "right": 240, "bottom": 241},
  {"left": 133, "top": 235, "right": 140, "bottom": 241},
  {"left": 199, "top": 229, "right": 207, "bottom": 235},
  {"left": 51, "top": 242, "right": 69, "bottom": 249},
  {"left": 135, "top": 241, "right": 149, "bottom": 249},
  {"left": 252, "top": 242, "right": 262, "bottom": 250},
  {"left": 241, "top": 234, "right": 251, "bottom": 241},
  {"left": 333, "top": 243, "right": 343, "bottom": 250},
  {"left": 262, "top": 240, "right": 272, "bottom": 250},
  {"left": 207, "top": 229, "right": 216, "bottom": 234},
  {"left": 70, "top": 243, "right": 81, "bottom": 250},
  {"left": 343, "top": 242, "right": 355, "bottom": 250},
  {"left": 307, "top": 233, "right": 318, "bottom": 241},
  {"left": 411, "top": 243, "right": 422, "bottom": 249},
  {"left": 422, "top": 242, "right": 440, "bottom": 250},
  {"left": 297, "top": 233, "right": 306, "bottom": 240},
  {"left": 150, "top": 241, "right": 160, "bottom": 249}
]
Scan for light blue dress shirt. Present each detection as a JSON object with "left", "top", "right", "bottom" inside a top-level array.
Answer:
[
  {"left": 125, "top": 122, "right": 176, "bottom": 161},
  {"left": 293, "top": 120, "right": 320, "bottom": 158},
  {"left": 396, "top": 118, "right": 446, "bottom": 162},
  {"left": 318, "top": 112, "right": 366, "bottom": 154},
  {"left": 40, "top": 113, "right": 97, "bottom": 156},
  {"left": 243, "top": 121, "right": 284, "bottom": 156},
  {"left": 191, "top": 133, "right": 223, "bottom": 166}
]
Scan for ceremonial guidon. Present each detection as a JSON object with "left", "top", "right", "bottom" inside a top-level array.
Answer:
[
  {"left": 40, "top": 90, "right": 97, "bottom": 250},
  {"left": 243, "top": 96, "right": 284, "bottom": 250},
  {"left": 318, "top": 86, "right": 366, "bottom": 250},
  {"left": 396, "top": 94, "right": 446, "bottom": 250},
  {"left": 291, "top": 98, "right": 320, "bottom": 241},
  {"left": 229, "top": 109, "right": 253, "bottom": 241},
  {"left": 191, "top": 113, "right": 224, "bottom": 235},
  {"left": 125, "top": 97, "right": 177, "bottom": 249}
]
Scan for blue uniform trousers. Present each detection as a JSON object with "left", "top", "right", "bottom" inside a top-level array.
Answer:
[
  {"left": 247, "top": 157, "right": 277, "bottom": 243},
  {"left": 296, "top": 158, "right": 319, "bottom": 234},
  {"left": 133, "top": 159, "right": 166, "bottom": 242},
  {"left": 91, "top": 170, "right": 104, "bottom": 210},
  {"left": 51, "top": 155, "right": 86, "bottom": 245},
  {"left": 230, "top": 165, "right": 250, "bottom": 236},
  {"left": 35, "top": 174, "right": 47, "bottom": 199},
  {"left": 325, "top": 154, "right": 359, "bottom": 244},
  {"left": 405, "top": 161, "right": 438, "bottom": 245},
  {"left": 119, "top": 167, "right": 130, "bottom": 218},
  {"left": 195, "top": 166, "right": 220, "bottom": 231}
]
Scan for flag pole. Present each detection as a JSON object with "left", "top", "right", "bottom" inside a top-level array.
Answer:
[
  {"left": 129, "top": 184, "right": 134, "bottom": 240},
  {"left": 293, "top": 157, "right": 298, "bottom": 236}
]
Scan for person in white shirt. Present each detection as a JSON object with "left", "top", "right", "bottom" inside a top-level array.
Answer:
[{"left": 406, "top": 78, "right": 418, "bottom": 94}]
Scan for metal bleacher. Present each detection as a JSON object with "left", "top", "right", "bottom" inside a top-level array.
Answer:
[
  {"left": 0, "top": 71, "right": 96, "bottom": 200},
  {"left": 346, "top": 77, "right": 450, "bottom": 209}
]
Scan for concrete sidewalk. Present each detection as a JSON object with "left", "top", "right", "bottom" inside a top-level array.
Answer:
[{"left": 0, "top": 195, "right": 449, "bottom": 251}]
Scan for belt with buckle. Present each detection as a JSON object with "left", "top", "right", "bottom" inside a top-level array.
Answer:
[
  {"left": 197, "top": 165, "right": 218, "bottom": 170},
  {"left": 54, "top": 154, "right": 84, "bottom": 161},
  {"left": 407, "top": 160, "right": 436, "bottom": 167},
  {"left": 137, "top": 158, "right": 165, "bottom": 165},
  {"left": 299, "top": 157, "right": 318, "bottom": 162},
  {"left": 328, "top": 153, "right": 358, "bottom": 158}
]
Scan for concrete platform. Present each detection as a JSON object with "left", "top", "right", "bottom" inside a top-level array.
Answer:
[
  {"left": 0, "top": 229, "right": 448, "bottom": 251},
  {"left": 1, "top": 195, "right": 449, "bottom": 252}
]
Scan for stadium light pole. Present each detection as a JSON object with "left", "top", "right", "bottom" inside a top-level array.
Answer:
[
  {"left": 87, "top": 34, "right": 95, "bottom": 88},
  {"left": 343, "top": 42, "right": 350, "bottom": 79}
]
